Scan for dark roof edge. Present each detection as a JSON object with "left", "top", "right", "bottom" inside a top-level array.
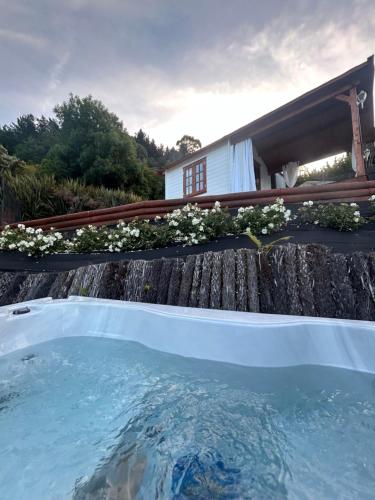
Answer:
[{"left": 163, "top": 55, "right": 374, "bottom": 171}]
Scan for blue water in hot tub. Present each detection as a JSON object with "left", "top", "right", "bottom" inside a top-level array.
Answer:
[{"left": 1, "top": 336, "right": 375, "bottom": 499}]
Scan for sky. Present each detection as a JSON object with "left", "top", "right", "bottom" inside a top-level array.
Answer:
[{"left": 0, "top": 0, "right": 374, "bottom": 150}]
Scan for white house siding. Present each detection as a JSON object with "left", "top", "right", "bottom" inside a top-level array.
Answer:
[
  {"left": 165, "top": 141, "right": 230, "bottom": 199},
  {"left": 164, "top": 139, "right": 272, "bottom": 199}
]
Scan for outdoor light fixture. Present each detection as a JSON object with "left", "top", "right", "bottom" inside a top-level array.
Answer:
[
  {"left": 363, "top": 148, "right": 371, "bottom": 162},
  {"left": 356, "top": 90, "right": 367, "bottom": 109}
]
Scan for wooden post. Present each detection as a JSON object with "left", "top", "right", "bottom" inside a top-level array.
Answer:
[{"left": 335, "top": 88, "right": 367, "bottom": 178}]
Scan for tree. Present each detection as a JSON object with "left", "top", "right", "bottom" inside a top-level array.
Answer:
[
  {"left": 297, "top": 155, "right": 353, "bottom": 185},
  {"left": 176, "top": 135, "right": 202, "bottom": 156},
  {"left": 0, "top": 95, "right": 167, "bottom": 200},
  {"left": 0, "top": 146, "right": 26, "bottom": 223},
  {"left": 42, "top": 95, "right": 144, "bottom": 192},
  {"left": 0, "top": 114, "right": 59, "bottom": 163}
]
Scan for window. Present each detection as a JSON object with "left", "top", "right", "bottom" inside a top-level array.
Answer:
[{"left": 183, "top": 158, "right": 207, "bottom": 196}]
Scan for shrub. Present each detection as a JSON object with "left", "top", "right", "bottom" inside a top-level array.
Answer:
[
  {"left": 4, "top": 174, "right": 142, "bottom": 221},
  {"left": 202, "top": 202, "right": 235, "bottom": 238},
  {"left": 0, "top": 224, "right": 65, "bottom": 256},
  {"left": 0, "top": 199, "right": 370, "bottom": 258},
  {"left": 103, "top": 219, "right": 165, "bottom": 252},
  {"left": 164, "top": 203, "right": 208, "bottom": 246},
  {"left": 5, "top": 174, "right": 62, "bottom": 220},
  {"left": 66, "top": 225, "right": 110, "bottom": 253},
  {"left": 234, "top": 198, "right": 291, "bottom": 235},
  {"left": 298, "top": 201, "right": 365, "bottom": 231}
]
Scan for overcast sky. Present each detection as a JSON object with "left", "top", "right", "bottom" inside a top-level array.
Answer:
[{"left": 0, "top": 0, "right": 374, "bottom": 148}]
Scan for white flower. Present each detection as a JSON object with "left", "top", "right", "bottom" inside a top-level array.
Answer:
[
  {"left": 8, "top": 243, "right": 16, "bottom": 249},
  {"left": 354, "top": 211, "right": 360, "bottom": 217},
  {"left": 262, "top": 206, "right": 270, "bottom": 213},
  {"left": 354, "top": 217, "right": 360, "bottom": 223},
  {"left": 369, "top": 194, "right": 375, "bottom": 201},
  {"left": 261, "top": 228, "right": 268, "bottom": 234},
  {"left": 350, "top": 203, "right": 358, "bottom": 207},
  {"left": 314, "top": 220, "right": 319, "bottom": 225},
  {"left": 192, "top": 218, "right": 200, "bottom": 225},
  {"left": 17, "top": 224, "right": 25, "bottom": 230},
  {"left": 238, "top": 207, "right": 245, "bottom": 213},
  {"left": 76, "top": 229, "right": 84, "bottom": 236},
  {"left": 268, "top": 222, "right": 274, "bottom": 229}
]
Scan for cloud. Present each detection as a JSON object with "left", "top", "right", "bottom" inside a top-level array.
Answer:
[
  {"left": 0, "top": 28, "right": 47, "bottom": 50},
  {"left": 0, "top": 0, "right": 374, "bottom": 147}
]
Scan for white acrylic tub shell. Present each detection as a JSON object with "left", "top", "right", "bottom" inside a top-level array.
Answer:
[{"left": 0, "top": 296, "right": 375, "bottom": 373}]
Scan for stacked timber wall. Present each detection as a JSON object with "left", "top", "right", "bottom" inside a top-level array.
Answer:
[{"left": 1, "top": 244, "right": 374, "bottom": 320}]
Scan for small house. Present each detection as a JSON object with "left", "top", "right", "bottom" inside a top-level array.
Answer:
[{"left": 164, "top": 56, "right": 374, "bottom": 199}]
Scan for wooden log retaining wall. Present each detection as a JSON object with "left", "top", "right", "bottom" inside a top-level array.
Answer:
[
  {"left": 3, "top": 180, "right": 375, "bottom": 231},
  {"left": 0, "top": 244, "right": 374, "bottom": 321}
]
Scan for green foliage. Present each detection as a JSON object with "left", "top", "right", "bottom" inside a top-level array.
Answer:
[
  {"left": 246, "top": 231, "right": 293, "bottom": 255},
  {"left": 0, "top": 115, "right": 59, "bottom": 164},
  {"left": 5, "top": 174, "right": 141, "bottom": 221},
  {"left": 202, "top": 202, "right": 235, "bottom": 238},
  {"left": 298, "top": 201, "right": 365, "bottom": 231},
  {"left": 41, "top": 95, "right": 144, "bottom": 191},
  {"left": 0, "top": 198, "right": 369, "bottom": 257},
  {"left": 0, "top": 96, "right": 166, "bottom": 200},
  {"left": 66, "top": 225, "right": 110, "bottom": 253},
  {"left": 5, "top": 175, "right": 61, "bottom": 220},
  {"left": 234, "top": 198, "right": 292, "bottom": 235},
  {"left": 0, "top": 145, "right": 26, "bottom": 176},
  {"left": 176, "top": 135, "right": 202, "bottom": 156},
  {"left": 135, "top": 129, "right": 180, "bottom": 170},
  {"left": 298, "top": 155, "right": 353, "bottom": 184},
  {"left": 0, "top": 224, "right": 65, "bottom": 256}
]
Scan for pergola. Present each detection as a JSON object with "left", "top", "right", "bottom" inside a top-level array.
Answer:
[{"left": 230, "top": 56, "right": 374, "bottom": 178}]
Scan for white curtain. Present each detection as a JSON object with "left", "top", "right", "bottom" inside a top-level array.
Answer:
[
  {"left": 351, "top": 141, "right": 357, "bottom": 172},
  {"left": 230, "top": 138, "right": 257, "bottom": 193},
  {"left": 282, "top": 161, "right": 299, "bottom": 187},
  {"left": 275, "top": 173, "right": 286, "bottom": 188}
]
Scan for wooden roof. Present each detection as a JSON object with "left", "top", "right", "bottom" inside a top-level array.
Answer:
[{"left": 164, "top": 56, "right": 374, "bottom": 174}]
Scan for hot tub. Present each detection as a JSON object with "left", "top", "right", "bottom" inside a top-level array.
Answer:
[{"left": 1, "top": 297, "right": 375, "bottom": 499}]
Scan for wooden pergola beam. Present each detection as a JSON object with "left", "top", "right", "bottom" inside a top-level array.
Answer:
[{"left": 335, "top": 87, "right": 367, "bottom": 178}]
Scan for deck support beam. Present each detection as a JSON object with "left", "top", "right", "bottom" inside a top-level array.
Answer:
[{"left": 336, "top": 88, "right": 367, "bottom": 178}]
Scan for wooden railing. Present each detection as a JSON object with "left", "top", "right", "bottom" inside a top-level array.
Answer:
[{"left": 3, "top": 179, "right": 375, "bottom": 231}]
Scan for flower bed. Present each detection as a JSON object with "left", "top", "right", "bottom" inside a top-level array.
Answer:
[
  {"left": 298, "top": 201, "right": 365, "bottom": 232},
  {"left": 0, "top": 198, "right": 373, "bottom": 257}
]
